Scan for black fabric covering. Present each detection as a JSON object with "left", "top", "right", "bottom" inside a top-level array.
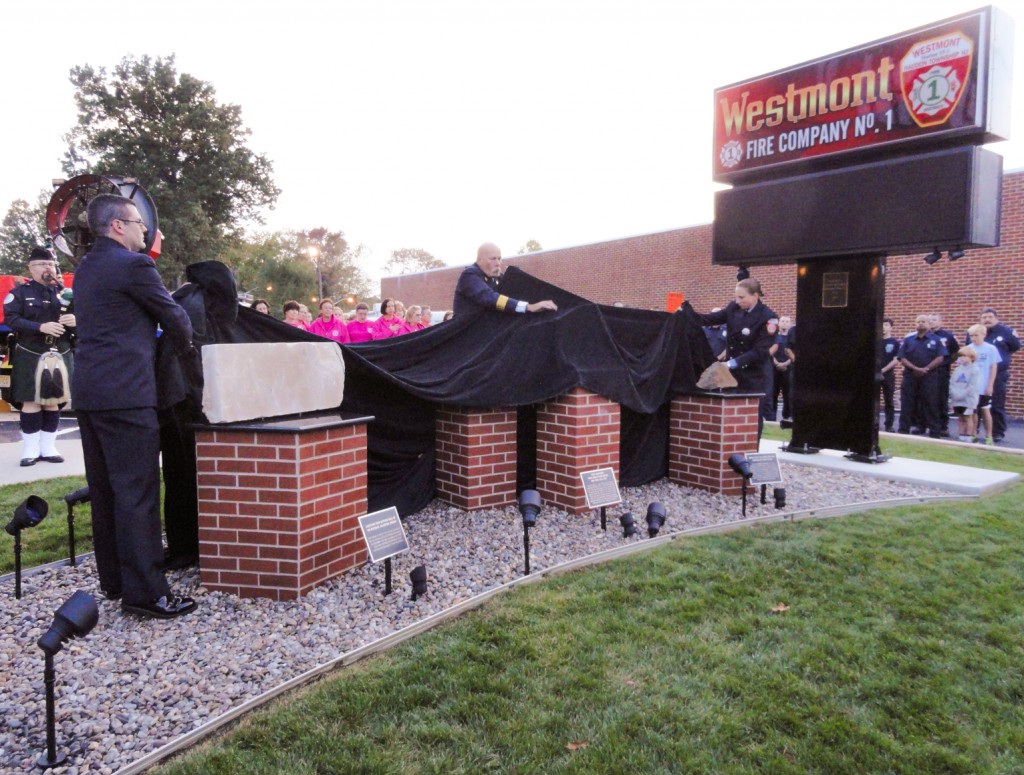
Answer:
[{"left": 160, "top": 263, "right": 712, "bottom": 521}]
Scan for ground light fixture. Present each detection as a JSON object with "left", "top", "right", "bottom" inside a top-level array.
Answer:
[
  {"left": 728, "top": 454, "right": 754, "bottom": 517},
  {"left": 923, "top": 248, "right": 942, "bottom": 265},
  {"left": 518, "top": 490, "right": 542, "bottom": 574},
  {"left": 645, "top": 502, "right": 667, "bottom": 537},
  {"left": 774, "top": 487, "right": 787, "bottom": 509},
  {"left": 5, "top": 495, "right": 49, "bottom": 599},
  {"left": 409, "top": 566, "right": 428, "bottom": 601},
  {"left": 36, "top": 590, "right": 99, "bottom": 769},
  {"left": 948, "top": 248, "right": 965, "bottom": 261},
  {"left": 62, "top": 486, "right": 90, "bottom": 567},
  {"left": 619, "top": 511, "right": 640, "bottom": 538}
]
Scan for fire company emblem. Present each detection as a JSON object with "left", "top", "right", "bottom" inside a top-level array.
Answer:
[
  {"left": 719, "top": 140, "right": 743, "bottom": 169},
  {"left": 900, "top": 31, "right": 973, "bottom": 128}
]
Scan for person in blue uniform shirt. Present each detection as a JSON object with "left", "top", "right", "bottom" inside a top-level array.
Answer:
[
  {"left": 452, "top": 242, "right": 558, "bottom": 317},
  {"left": 975, "top": 308, "right": 1020, "bottom": 442},
  {"left": 698, "top": 277, "right": 778, "bottom": 438},
  {"left": 897, "top": 314, "right": 947, "bottom": 437},
  {"left": 73, "top": 193, "right": 198, "bottom": 620},
  {"left": 927, "top": 313, "right": 960, "bottom": 436},
  {"left": 878, "top": 317, "right": 899, "bottom": 433},
  {"left": 702, "top": 307, "right": 728, "bottom": 361},
  {"left": 768, "top": 314, "right": 793, "bottom": 422},
  {"left": 3, "top": 247, "right": 76, "bottom": 466}
]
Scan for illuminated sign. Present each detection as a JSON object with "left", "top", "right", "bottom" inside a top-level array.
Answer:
[{"left": 712, "top": 6, "right": 1012, "bottom": 183}]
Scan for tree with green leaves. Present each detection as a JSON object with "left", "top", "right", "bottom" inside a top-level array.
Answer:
[
  {"left": 224, "top": 228, "right": 374, "bottom": 315},
  {"left": 0, "top": 196, "right": 49, "bottom": 275},
  {"left": 385, "top": 247, "right": 446, "bottom": 276},
  {"left": 63, "top": 54, "right": 279, "bottom": 285},
  {"left": 518, "top": 239, "right": 543, "bottom": 254}
]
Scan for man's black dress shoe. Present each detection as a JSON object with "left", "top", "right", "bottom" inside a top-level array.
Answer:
[
  {"left": 38, "top": 455, "right": 65, "bottom": 463},
  {"left": 122, "top": 595, "right": 197, "bottom": 620},
  {"left": 20, "top": 457, "right": 36, "bottom": 467}
]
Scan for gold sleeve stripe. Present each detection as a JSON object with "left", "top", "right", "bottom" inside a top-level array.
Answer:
[{"left": 496, "top": 294, "right": 510, "bottom": 312}]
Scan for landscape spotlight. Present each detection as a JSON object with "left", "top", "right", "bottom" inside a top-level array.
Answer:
[
  {"left": 518, "top": 490, "right": 542, "bottom": 574},
  {"left": 645, "top": 502, "right": 667, "bottom": 538},
  {"left": 62, "top": 486, "right": 90, "bottom": 567},
  {"left": 6, "top": 495, "right": 49, "bottom": 600},
  {"left": 774, "top": 487, "right": 787, "bottom": 509},
  {"left": 409, "top": 566, "right": 428, "bottom": 601},
  {"left": 728, "top": 454, "right": 753, "bottom": 518},
  {"left": 923, "top": 248, "right": 942, "bottom": 265},
  {"left": 38, "top": 590, "right": 98, "bottom": 657},
  {"left": 948, "top": 248, "right": 965, "bottom": 261},
  {"left": 36, "top": 590, "right": 98, "bottom": 770},
  {"left": 727, "top": 454, "right": 753, "bottom": 479},
  {"left": 619, "top": 511, "right": 640, "bottom": 538},
  {"left": 5, "top": 494, "right": 49, "bottom": 536},
  {"left": 518, "top": 489, "right": 541, "bottom": 528}
]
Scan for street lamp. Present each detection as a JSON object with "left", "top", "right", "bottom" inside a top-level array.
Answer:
[{"left": 307, "top": 245, "right": 323, "bottom": 302}]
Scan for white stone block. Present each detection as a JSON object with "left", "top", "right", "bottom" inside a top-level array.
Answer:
[{"left": 201, "top": 342, "right": 345, "bottom": 424}]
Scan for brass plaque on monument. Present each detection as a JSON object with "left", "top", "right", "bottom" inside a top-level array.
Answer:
[{"left": 821, "top": 273, "right": 849, "bottom": 308}]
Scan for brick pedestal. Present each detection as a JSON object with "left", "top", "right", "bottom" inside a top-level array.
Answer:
[
  {"left": 194, "top": 413, "right": 372, "bottom": 600},
  {"left": 435, "top": 406, "right": 517, "bottom": 510},
  {"left": 668, "top": 393, "right": 760, "bottom": 496},
  {"left": 536, "top": 388, "right": 620, "bottom": 514}
]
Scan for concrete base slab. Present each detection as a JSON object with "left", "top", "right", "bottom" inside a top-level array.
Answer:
[{"left": 761, "top": 439, "right": 1018, "bottom": 496}]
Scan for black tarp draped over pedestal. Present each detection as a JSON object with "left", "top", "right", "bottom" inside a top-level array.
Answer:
[{"left": 161, "top": 264, "right": 712, "bottom": 521}]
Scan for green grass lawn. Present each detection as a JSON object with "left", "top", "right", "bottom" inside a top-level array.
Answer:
[
  {"left": 151, "top": 435, "right": 1024, "bottom": 774},
  {"left": 0, "top": 475, "right": 88, "bottom": 574}
]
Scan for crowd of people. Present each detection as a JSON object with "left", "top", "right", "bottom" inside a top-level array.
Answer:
[
  {"left": 888, "top": 309, "right": 1018, "bottom": 445},
  {"left": 249, "top": 297, "right": 454, "bottom": 342},
  {"left": 700, "top": 296, "right": 1019, "bottom": 446}
]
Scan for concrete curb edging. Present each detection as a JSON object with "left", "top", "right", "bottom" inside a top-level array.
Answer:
[{"left": 113, "top": 491, "right": 976, "bottom": 774}]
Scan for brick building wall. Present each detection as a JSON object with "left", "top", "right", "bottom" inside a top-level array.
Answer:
[{"left": 384, "top": 169, "right": 1023, "bottom": 418}]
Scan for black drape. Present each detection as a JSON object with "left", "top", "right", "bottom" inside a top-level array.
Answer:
[{"left": 161, "top": 264, "right": 712, "bottom": 519}]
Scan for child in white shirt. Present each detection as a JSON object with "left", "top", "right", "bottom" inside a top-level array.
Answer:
[{"left": 948, "top": 346, "right": 979, "bottom": 442}]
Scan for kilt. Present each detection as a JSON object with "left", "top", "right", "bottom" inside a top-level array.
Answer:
[{"left": 11, "top": 341, "right": 74, "bottom": 404}]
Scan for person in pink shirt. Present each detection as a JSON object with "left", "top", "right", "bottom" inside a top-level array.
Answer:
[
  {"left": 371, "top": 298, "right": 404, "bottom": 339},
  {"left": 308, "top": 299, "right": 350, "bottom": 343},
  {"left": 419, "top": 305, "right": 432, "bottom": 328},
  {"left": 401, "top": 305, "right": 424, "bottom": 334},
  {"left": 283, "top": 300, "right": 309, "bottom": 330},
  {"left": 347, "top": 303, "right": 374, "bottom": 343}
]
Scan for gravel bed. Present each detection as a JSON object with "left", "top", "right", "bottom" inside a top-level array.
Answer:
[{"left": 0, "top": 465, "right": 947, "bottom": 773}]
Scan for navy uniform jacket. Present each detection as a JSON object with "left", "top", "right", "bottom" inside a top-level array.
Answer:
[
  {"left": 897, "top": 332, "right": 947, "bottom": 368},
  {"left": 3, "top": 278, "right": 73, "bottom": 350},
  {"left": 452, "top": 264, "right": 527, "bottom": 317},
  {"left": 879, "top": 337, "right": 899, "bottom": 368},
  {"left": 71, "top": 236, "right": 193, "bottom": 411},
  {"left": 984, "top": 323, "right": 1020, "bottom": 372},
  {"left": 699, "top": 300, "right": 778, "bottom": 374},
  {"left": 932, "top": 328, "right": 959, "bottom": 366},
  {"left": 703, "top": 325, "right": 728, "bottom": 359}
]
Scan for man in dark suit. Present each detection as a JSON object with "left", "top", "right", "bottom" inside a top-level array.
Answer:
[{"left": 73, "top": 193, "right": 197, "bottom": 619}]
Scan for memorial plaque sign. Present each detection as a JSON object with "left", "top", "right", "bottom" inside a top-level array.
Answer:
[
  {"left": 358, "top": 507, "right": 409, "bottom": 563},
  {"left": 821, "top": 273, "right": 849, "bottom": 308},
  {"left": 581, "top": 468, "right": 622, "bottom": 509},
  {"left": 747, "top": 453, "right": 784, "bottom": 486}
]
